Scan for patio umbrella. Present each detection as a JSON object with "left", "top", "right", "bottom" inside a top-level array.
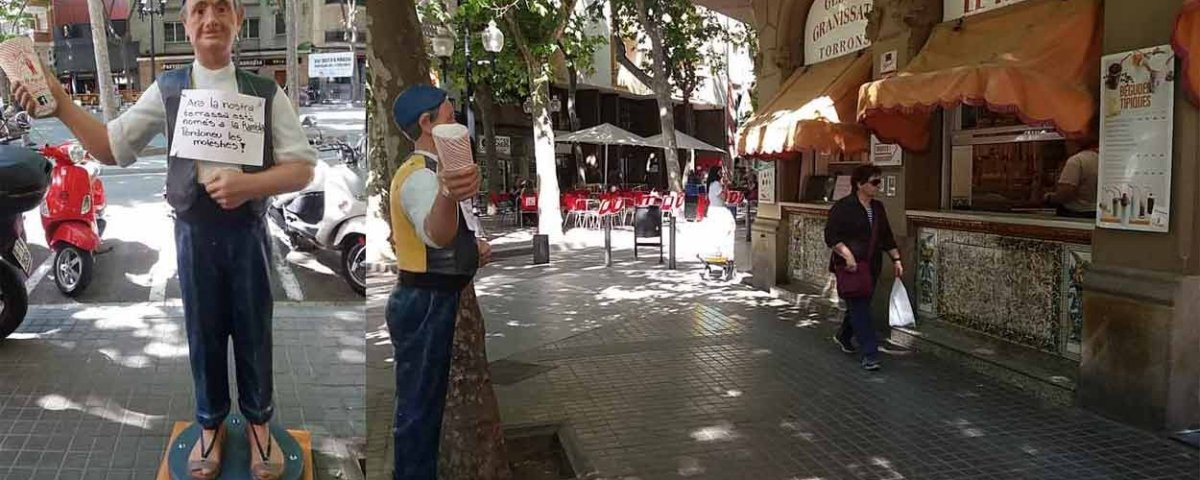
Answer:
[
  {"left": 556, "top": 123, "right": 657, "bottom": 186},
  {"left": 646, "top": 132, "right": 728, "bottom": 187}
]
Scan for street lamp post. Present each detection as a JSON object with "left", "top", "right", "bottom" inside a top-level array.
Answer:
[
  {"left": 137, "top": 0, "right": 166, "bottom": 86},
  {"left": 430, "top": 28, "right": 454, "bottom": 90}
]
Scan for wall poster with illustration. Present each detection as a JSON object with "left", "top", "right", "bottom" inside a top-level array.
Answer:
[{"left": 1097, "top": 45, "right": 1174, "bottom": 232}]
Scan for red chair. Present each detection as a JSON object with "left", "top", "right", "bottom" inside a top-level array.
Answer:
[
  {"left": 518, "top": 194, "right": 538, "bottom": 227},
  {"left": 597, "top": 199, "right": 619, "bottom": 229},
  {"left": 563, "top": 197, "right": 589, "bottom": 230}
]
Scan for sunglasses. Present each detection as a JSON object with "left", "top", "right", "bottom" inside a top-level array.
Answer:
[{"left": 868, "top": 178, "right": 883, "bottom": 186}]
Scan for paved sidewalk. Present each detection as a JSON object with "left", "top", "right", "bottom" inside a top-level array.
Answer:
[
  {"left": 0, "top": 302, "right": 365, "bottom": 480},
  {"left": 486, "top": 253, "right": 1196, "bottom": 479}
]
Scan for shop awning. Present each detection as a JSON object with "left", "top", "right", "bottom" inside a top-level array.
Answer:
[
  {"left": 1174, "top": 0, "right": 1200, "bottom": 105},
  {"left": 857, "top": 0, "right": 1101, "bottom": 151},
  {"left": 737, "top": 52, "right": 871, "bottom": 158}
]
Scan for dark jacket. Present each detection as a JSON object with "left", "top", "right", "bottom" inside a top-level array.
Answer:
[{"left": 824, "top": 194, "right": 898, "bottom": 280}]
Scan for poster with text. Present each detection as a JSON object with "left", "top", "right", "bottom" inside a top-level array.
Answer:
[
  {"left": 169, "top": 89, "right": 265, "bottom": 167},
  {"left": 757, "top": 162, "right": 776, "bottom": 204},
  {"left": 1097, "top": 45, "right": 1174, "bottom": 232},
  {"left": 308, "top": 52, "right": 355, "bottom": 78}
]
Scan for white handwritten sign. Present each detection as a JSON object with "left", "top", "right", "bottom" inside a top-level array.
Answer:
[{"left": 170, "top": 89, "right": 266, "bottom": 167}]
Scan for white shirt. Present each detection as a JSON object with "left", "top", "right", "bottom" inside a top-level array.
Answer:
[
  {"left": 399, "top": 149, "right": 481, "bottom": 248},
  {"left": 708, "top": 181, "right": 725, "bottom": 208},
  {"left": 1057, "top": 149, "right": 1098, "bottom": 213},
  {"left": 107, "top": 60, "right": 317, "bottom": 179}
]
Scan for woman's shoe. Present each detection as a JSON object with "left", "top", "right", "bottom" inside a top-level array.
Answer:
[
  {"left": 187, "top": 425, "right": 225, "bottom": 479},
  {"left": 249, "top": 423, "right": 285, "bottom": 480}
]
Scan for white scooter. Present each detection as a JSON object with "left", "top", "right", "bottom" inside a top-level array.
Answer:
[{"left": 268, "top": 116, "right": 366, "bottom": 295}]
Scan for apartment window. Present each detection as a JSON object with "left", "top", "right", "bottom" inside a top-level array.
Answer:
[
  {"left": 324, "top": 30, "right": 365, "bottom": 42},
  {"left": 275, "top": 12, "right": 286, "bottom": 36},
  {"left": 239, "top": 17, "right": 260, "bottom": 39},
  {"left": 164, "top": 22, "right": 186, "bottom": 43}
]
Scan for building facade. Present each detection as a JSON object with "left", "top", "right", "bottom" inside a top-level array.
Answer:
[
  {"left": 721, "top": 0, "right": 1199, "bottom": 435},
  {"left": 307, "top": 0, "right": 366, "bottom": 103},
  {"left": 51, "top": 0, "right": 139, "bottom": 99}
]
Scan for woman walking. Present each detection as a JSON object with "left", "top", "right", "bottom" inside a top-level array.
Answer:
[{"left": 824, "top": 165, "right": 903, "bottom": 370}]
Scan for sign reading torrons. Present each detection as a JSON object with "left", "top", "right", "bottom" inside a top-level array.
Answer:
[
  {"left": 943, "top": 0, "right": 1031, "bottom": 21},
  {"left": 805, "top": 0, "right": 873, "bottom": 65}
]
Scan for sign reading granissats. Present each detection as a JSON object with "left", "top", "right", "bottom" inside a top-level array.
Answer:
[
  {"left": 1097, "top": 46, "right": 1174, "bottom": 233},
  {"left": 805, "top": 0, "right": 872, "bottom": 65}
]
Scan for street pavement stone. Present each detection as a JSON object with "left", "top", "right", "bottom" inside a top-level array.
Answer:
[
  {"left": 362, "top": 240, "right": 1198, "bottom": 480},
  {"left": 0, "top": 302, "right": 365, "bottom": 480},
  {"left": 483, "top": 250, "right": 1198, "bottom": 479}
]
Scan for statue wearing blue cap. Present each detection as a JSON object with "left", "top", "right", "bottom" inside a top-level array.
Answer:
[{"left": 386, "top": 84, "right": 493, "bottom": 480}]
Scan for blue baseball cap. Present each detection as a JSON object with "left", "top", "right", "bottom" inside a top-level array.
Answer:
[{"left": 394, "top": 85, "right": 449, "bottom": 131}]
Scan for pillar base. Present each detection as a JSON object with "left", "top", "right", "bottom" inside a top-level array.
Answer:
[{"left": 1080, "top": 265, "right": 1200, "bottom": 433}]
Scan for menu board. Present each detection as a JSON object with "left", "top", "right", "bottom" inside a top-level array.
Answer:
[{"left": 1097, "top": 46, "right": 1174, "bottom": 232}]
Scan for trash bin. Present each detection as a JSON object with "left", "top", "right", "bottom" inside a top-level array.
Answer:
[{"left": 532, "top": 234, "right": 550, "bottom": 264}]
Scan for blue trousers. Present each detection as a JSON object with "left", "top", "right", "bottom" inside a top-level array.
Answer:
[
  {"left": 388, "top": 285, "right": 460, "bottom": 480},
  {"left": 838, "top": 295, "right": 879, "bottom": 362},
  {"left": 176, "top": 218, "right": 275, "bottom": 429}
]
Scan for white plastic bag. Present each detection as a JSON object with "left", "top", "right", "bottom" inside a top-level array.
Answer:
[{"left": 889, "top": 280, "right": 916, "bottom": 328}]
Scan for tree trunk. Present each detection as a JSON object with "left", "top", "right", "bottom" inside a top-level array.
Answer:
[
  {"left": 529, "top": 70, "right": 564, "bottom": 239},
  {"left": 635, "top": 0, "right": 682, "bottom": 193},
  {"left": 565, "top": 60, "right": 585, "bottom": 189},
  {"left": 285, "top": 0, "right": 299, "bottom": 107},
  {"left": 86, "top": 0, "right": 117, "bottom": 121},
  {"left": 367, "top": 0, "right": 430, "bottom": 231},
  {"left": 438, "top": 284, "right": 511, "bottom": 479},
  {"left": 475, "top": 84, "right": 503, "bottom": 198}
]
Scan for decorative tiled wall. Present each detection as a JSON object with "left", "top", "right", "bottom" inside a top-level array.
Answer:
[
  {"left": 916, "top": 227, "right": 1090, "bottom": 358},
  {"left": 788, "top": 214, "right": 834, "bottom": 288}
]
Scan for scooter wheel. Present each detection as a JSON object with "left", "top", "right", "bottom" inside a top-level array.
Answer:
[
  {"left": 0, "top": 260, "right": 28, "bottom": 340},
  {"left": 341, "top": 235, "right": 366, "bottom": 296},
  {"left": 54, "top": 246, "right": 94, "bottom": 297}
]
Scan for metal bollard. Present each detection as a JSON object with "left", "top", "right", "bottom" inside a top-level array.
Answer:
[
  {"left": 668, "top": 214, "right": 677, "bottom": 270},
  {"left": 604, "top": 221, "right": 612, "bottom": 267}
]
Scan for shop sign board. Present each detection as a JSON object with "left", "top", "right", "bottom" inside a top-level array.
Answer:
[
  {"left": 1097, "top": 45, "right": 1174, "bottom": 232},
  {"left": 870, "top": 135, "right": 902, "bottom": 166},
  {"left": 757, "top": 161, "right": 776, "bottom": 204},
  {"left": 943, "top": 0, "right": 1031, "bottom": 21},
  {"left": 308, "top": 52, "right": 355, "bottom": 78},
  {"left": 805, "top": 0, "right": 872, "bottom": 65},
  {"left": 478, "top": 135, "right": 511, "bottom": 156}
]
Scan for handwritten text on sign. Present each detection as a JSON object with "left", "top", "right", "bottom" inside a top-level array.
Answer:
[{"left": 170, "top": 89, "right": 266, "bottom": 167}]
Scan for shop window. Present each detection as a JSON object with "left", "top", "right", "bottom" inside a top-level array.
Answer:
[
  {"left": 163, "top": 22, "right": 187, "bottom": 43},
  {"left": 239, "top": 18, "right": 260, "bottom": 40},
  {"left": 946, "top": 106, "right": 1092, "bottom": 216}
]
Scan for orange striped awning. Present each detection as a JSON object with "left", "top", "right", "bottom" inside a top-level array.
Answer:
[
  {"left": 1173, "top": 0, "right": 1200, "bottom": 105},
  {"left": 737, "top": 52, "right": 871, "bottom": 159},
  {"left": 857, "top": 0, "right": 1101, "bottom": 152}
]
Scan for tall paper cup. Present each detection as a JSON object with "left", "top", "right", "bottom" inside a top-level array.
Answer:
[
  {"left": 0, "top": 37, "right": 56, "bottom": 118},
  {"left": 431, "top": 124, "right": 474, "bottom": 171}
]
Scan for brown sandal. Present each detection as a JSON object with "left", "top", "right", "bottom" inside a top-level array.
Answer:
[
  {"left": 187, "top": 425, "right": 225, "bottom": 480},
  {"left": 249, "top": 423, "right": 285, "bottom": 480}
]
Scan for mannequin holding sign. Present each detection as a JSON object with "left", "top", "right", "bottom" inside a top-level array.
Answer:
[{"left": 11, "top": 1, "right": 317, "bottom": 479}]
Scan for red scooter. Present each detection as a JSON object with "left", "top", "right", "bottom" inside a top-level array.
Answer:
[{"left": 40, "top": 142, "right": 106, "bottom": 296}]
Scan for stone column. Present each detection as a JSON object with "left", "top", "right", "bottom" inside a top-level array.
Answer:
[{"left": 1080, "top": 0, "right": 1200, "bottom": 433}]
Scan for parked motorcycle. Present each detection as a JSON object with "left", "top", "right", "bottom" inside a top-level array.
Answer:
[
  {"left": 0, "top": 143, "right": 52, "bottom": 340},
  {"left": 269, "top": 117, "right": 366, "bottom": 295},
  {"left": 40, "top": 142, "right": 106, "bottom": 296}
]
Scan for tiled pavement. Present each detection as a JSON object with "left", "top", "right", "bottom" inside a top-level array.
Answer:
[
  {"left": 0, "top": 301, "right": 365, "bottom": 480},
  {"left": 485, "top": 251, "right": 1198, "bottom": 479}
]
